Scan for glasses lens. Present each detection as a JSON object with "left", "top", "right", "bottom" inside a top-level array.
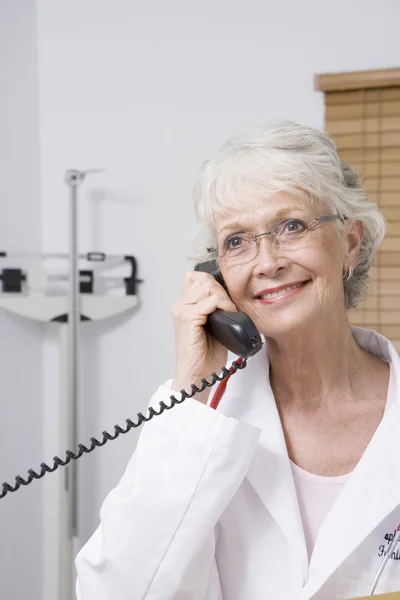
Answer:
[
  {"left": 274, "top": 219, "right": 309, "bottom": 245},
  {"left": 220, "top": 233, "right": 256, "bottom": 264},
  {"left": 219, "top": 218, "right": 315, "bottom": 265}
]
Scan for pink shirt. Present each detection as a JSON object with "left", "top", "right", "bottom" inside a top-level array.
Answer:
[
  {"left": 290, "top": 461, "right": 349, "bottom": 561},
  {"left": 290, "top": 361, "right": 394, "bottom": 561}
]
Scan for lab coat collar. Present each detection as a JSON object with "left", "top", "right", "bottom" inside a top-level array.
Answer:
[{"left": 219, "top": 327, "right": 400, "bottom": 593}]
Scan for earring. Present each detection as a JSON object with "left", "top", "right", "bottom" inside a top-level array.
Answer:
[{"left": 343, "top": 265, "right": 353, "bottom": 281}]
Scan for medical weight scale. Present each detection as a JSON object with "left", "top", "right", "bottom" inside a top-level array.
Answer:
[{"left": 0, "top": 169, "right": 141, "bottom": 600}]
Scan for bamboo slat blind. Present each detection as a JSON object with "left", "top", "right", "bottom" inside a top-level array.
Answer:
[{"left": 316, "top": 69, "right": 400, "bottom": 353}]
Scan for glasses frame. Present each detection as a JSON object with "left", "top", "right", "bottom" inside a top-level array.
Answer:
[{"left": 207, "top": 214, "right": 343, "bottom": 264}]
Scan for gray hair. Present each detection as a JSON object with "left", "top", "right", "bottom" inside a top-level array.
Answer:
[{"left": 192, "top": 121, "right": 386, "bottom": 309}]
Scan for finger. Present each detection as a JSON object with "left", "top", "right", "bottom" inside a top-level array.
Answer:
[
  {"left": 181, "top": 272, "right": 226, "bottom": 303},
  {"left": 181, "top": 270, "right": 216, "bottom": 293},
  {"left": 183, "top": 283, "right": 222, "bottom": 305},
  {"left": 188, "top": 293, "right": 237, "bottom": 319},
  {"left": 174, "top": 291, "right": 237, "bottom": 327}
]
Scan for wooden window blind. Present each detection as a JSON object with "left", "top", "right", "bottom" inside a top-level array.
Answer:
[{"left": 315, "top": 68, "right": 400, "bottom": 353}]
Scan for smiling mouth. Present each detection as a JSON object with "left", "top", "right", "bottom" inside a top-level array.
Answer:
[{"left": 257, "top": 281, "right": 308, "bottom": 300}]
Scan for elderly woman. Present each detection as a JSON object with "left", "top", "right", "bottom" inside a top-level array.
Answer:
[{"left": 76, "top": 122, "right": 400, "bottom": 599}]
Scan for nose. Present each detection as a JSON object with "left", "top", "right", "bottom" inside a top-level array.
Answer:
[{"left": 252, "top": 234, "right": 289, "bottom": 277}]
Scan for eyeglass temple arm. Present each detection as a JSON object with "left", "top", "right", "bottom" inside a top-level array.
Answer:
[{"left": 319, "top": 215, "right": 346, "bottom": 224}]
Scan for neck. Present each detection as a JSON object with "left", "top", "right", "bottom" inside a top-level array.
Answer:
[{"left": 267, "top": 313, "right": 370, "bottom": 408}]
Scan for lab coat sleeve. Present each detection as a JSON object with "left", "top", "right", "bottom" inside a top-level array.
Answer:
[{"left": 75, "top": 382, "right": 261, "bottom": 600}]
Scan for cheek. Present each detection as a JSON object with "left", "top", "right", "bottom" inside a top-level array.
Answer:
[
  {"left": 297, "top": 243, "right": 344, "bottom": 307},
  {"left": 297, "top": 231, "right": 343, "bottom": 278},
  {"left": 221, "top": 269, "right": 248, "bottom": 306}
]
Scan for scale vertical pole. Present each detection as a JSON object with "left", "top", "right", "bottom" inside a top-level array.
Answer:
[
  {"left": 66, "top": 169, "right": 81, "bottom": 539},
  {"left": 59, "top": 169, "right": 84, "bottom": 600}
]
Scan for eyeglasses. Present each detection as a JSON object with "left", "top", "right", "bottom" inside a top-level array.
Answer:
[{"left": 208, "top": 215, "right": 343, "bottom": 266}]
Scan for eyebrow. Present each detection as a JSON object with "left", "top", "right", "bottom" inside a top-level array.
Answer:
[
  {"left": 275, "top": 206, "right": 304, "bottom": 219},
  {"left": 217, "top": 206, "right": 305, "bottom": 235}
]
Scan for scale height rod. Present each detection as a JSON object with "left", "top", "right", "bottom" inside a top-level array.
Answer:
[{"left": 65, "top": 169, "right": 84, "bottom": 538}]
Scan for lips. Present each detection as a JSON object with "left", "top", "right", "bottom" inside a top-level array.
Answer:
[{"left": 255, "top": 281, "right": 309, "bottom": 300}]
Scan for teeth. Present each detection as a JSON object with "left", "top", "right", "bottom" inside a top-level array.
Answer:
[{"left": 259, "top": 282, "right": 303, "bottom": 299}]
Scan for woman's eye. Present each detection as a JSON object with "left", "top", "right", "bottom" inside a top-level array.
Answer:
[
  {"left": 226, "top": 235, "right": 245, "bottom": 251},
  {"left": 282, "top": 219, "right": 306, "bottom": 234}
]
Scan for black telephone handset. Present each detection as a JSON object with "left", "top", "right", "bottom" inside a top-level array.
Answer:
[
  {"left": 194, "top": 261, "right": 262, "bottom": 358},
  {"left": 0, "top": 261, "right": 263, "bottom": 500}
]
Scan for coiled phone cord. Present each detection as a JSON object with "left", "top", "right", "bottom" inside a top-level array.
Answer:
[{"left": 0, "top": 357, "right": 247, "bottom": 500}]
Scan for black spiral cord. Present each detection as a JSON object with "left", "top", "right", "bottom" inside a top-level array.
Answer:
[{"left": 0, "top": 358, "right": 247, "bottom": 500}]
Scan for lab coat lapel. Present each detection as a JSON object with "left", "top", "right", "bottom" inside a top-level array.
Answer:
[
  {"left": 303, "top": 333, "right": 400, "bottom": 596},
  {"left": 219, "top": 347, "right": 309, "bottom": 581}
]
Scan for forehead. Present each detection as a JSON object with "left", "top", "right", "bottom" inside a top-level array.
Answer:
[{"left": 213, "top": 194, "right": 316, "bottom": 233}]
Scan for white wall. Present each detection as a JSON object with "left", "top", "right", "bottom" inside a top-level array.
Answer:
[
  {"left": 0, "top": 1, "right": 43, "bottom": 599},
  {"left": 34, "top": 0, "right": 400, "bottom": 597}
]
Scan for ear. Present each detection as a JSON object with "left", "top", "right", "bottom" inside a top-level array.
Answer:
[{"left": 344, "top": 220, "right": 363, "bottom": 267}]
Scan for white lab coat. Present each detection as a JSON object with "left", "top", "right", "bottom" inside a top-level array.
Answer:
[{"left": 76, "top": 326, "right": 400, "bottom": 599}]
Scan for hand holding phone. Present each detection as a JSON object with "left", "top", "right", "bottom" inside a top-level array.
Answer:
[
  {"left": 171, "top": 267, "right": 237, "bottom": 401},
  {"left": 171, "top": 262, "right": 262, "bottom": 401},
  {"left": 194, "top": 261, "right": 262, "bottom": 359}
]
